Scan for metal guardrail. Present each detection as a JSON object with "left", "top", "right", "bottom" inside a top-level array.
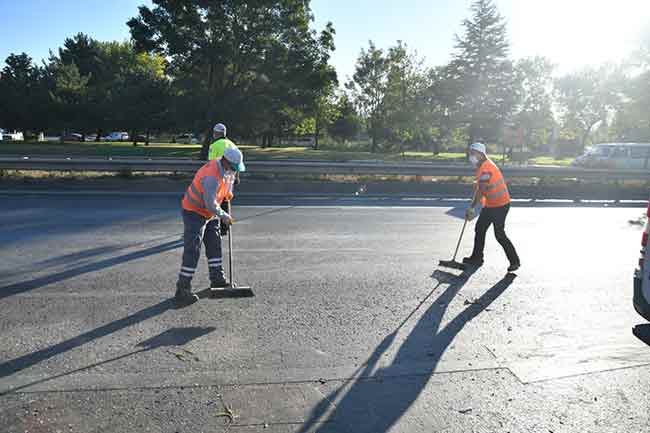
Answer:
[{"left": 1, "top": 156, "right": 650, "bottom": 181}]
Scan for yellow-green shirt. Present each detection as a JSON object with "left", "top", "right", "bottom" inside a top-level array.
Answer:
[{"left": 208, "top": 138, "right": 235, "bottom": 160}]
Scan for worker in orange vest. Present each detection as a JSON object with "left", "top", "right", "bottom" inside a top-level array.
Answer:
[
  {"left": 463, "top": 142, "right": 520, "bottom": 272},
  {"left": 175, "top": 146, "right": 246, "bottom": 304}
]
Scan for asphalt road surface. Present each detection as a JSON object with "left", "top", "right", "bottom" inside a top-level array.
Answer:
[{"left": 1, "top": 192, "right": 649, "bottom": 433}]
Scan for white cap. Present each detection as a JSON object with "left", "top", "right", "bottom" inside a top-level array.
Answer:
[
  {"left": 469, "top": 142, "right": 487, "bottom": 155},
  {"left": 213, "top": 123, "right": 227, "bottom": 135},
  {"left": 223, "top": 146, "right": 246, "bottom": 172}
]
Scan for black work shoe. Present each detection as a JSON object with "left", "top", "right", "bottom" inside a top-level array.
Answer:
[
  {"left": 507, "top": 262, "right": 520, "bottom": 273},
  {"left": 175, "top": 289, "right": 199, "bottom": 304},
  {"left": 175, "top": 280, "right": 198, "bottom": 304},
  {"left": 210, "top": 275, "right": 230, "bottom": 289},
  {"left": 462, "top": 256, "right": 484, "bottom": 267}
]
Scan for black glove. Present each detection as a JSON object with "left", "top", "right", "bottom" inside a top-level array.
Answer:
[{"left": 219, "top": 201, "right": 231, "bottom": 236}]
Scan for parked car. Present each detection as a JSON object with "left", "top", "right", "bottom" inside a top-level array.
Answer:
[
  {"left": 85, "top": 134, "right": 98, "bottom": 142},
  {"left": 175, "top": 133, "right": 199, "bottom": 144},
  {"left": 635, "top": 200, "right": 650, "bottom": 322},
  {"left": 62, "top": 133, "right": 83, "bottom": 142},
  {"left": 573, "top": 143, "right": 650, "bottom": 169},
  {"left": 134, "top": 134, "right": 155, "bottom": 142},
  {"left": 1, "top": 130, "right": 25, "bottom": 141},
  {"left": 102, "top": 131, "right": 129, "bottom": 142}
]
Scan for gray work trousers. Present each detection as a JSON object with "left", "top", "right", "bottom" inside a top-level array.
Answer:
[{"left": 177, "top": 209, "right": 224, "bottom": 287}]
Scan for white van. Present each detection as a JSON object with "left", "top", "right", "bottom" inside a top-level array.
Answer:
[{"left": 573, "top": 143, "right": 650, "bottom": 169}]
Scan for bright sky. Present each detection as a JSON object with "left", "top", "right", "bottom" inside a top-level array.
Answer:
[{"left": 1, "top": 0, "right": 649, "bottom": 80}]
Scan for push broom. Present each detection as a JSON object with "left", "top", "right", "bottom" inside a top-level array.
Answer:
[
  {"left": 438, "top": 189, "right": 479, "bottom": 271},
  {"left": 211, "top": 200, "right": 254, "bottom": 298}
]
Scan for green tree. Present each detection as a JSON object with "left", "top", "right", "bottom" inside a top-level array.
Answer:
[
  {"left": 512, "top": 56, "right": 556, "bottom": 150},
  {"left": 0, "top": 53, "right": 52, "bottom": 134},
  {"left": 50, "top": 62, "right": 90, "bottom": 134},
  {"left": 312, "top": 88, "right": 339, "bottom": 150},
  {"left": 423, "top": 66, "right": 464, "bottom": 153},
  {"left": 328, "top": 94, "right": 361, "bottom": 143},
  {"left": 128, "top": 0, "right": 337, "bottom": 158},
  {"left": 347, "top": 41, "right": 389, "bottom": 152},
  {"left": 107, "top": 46, "right": 171, "bottom": 144},
  {"left": 55, "top": 33, "right": 109, "bottom": 139},
  {"left": 381, "top": 42, "right": 433, "bottom": 153},
  {"left": 447, "top": 0, "right": 516, "bottom": 144},
  {"left": 611, "top": 38, "right": 650, "bottom": 142},
  {"left": 555, "top": 65, "right": 623, "bottom": 151}
]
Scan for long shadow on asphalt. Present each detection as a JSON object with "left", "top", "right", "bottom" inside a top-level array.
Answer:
[
  {"left": 0, "top": 296, "right": 187, "bottom": 381},
  {"left": 1, "top": 233, "right": 183, "bottom": 281},
  {"left": 0, "top": 327, "right": 215, "bottom": 396},
  {"left": 0, "top": 239, "right": 183, "bottom": 299},
  {"left": 0, "top": 205, "right": 293, "bottom": 300},
  {"left": 299, "top": 270, "right": 515, "bottom": 433}
]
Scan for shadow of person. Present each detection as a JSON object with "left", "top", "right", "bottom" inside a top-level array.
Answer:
[
  {"left": 299, "top": 271, "right": 515, "bottom": 433},
  {"left": 0, "top": 297, "right": 182, "bottom": 381},
  {"left": 0, "top": 327, "right": 215, "bottom": 396},
  {"left": 0, "top": 239, "right": 183, "bottom": 299}
]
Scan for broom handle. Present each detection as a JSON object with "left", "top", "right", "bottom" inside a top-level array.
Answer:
[
  {"left": 452, "top": 186, "right": 480, "bottom": 261},
  {"left": 227, "top": 200, "right": 234, "bottom": 286},
  {"left": 451, "top": 219, "right": 468, "bottom": 261}
]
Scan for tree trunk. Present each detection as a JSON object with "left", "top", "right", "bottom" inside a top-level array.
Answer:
[
  {"left": 145, "top": 130, "right": 150, "bottom": 146},
  {"left": 580, "top": 128, "right": 591, "bottom": 153},
  {"left": 200, "top": 125, "right": 212, "bottom": 160},
  {"left": 314, "top": 117, "right": 320, "bottom": 150}
]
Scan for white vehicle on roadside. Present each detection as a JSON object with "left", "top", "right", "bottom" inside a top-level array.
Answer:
[
  {"left": 635, "top": 199, "right": 650, "bottom": 322},
  {"left": 573, "top": 143, "right": 650, "bottom": 169},
  {"left": 0, "top": 129, "right": 24, "bottom": 141},
  {"left": 102, "top": 131, "right": 129, "bottom": 142},
  {"left": 175, "top": 133, "right": 199, "bottom": 144}
]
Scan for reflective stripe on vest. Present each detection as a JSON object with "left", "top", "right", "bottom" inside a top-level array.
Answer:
[
  {"left": 484, "top": 178, "right": 505, "bottom": 191},
  {"left": 187, "top": 182, "right": 205, "bottom": 206},
  {"left": 183, "top": 191, "right": 205, "bottom": 210},
  {"left": 476, "top": 159, "right": 510, "bottom": 208}
]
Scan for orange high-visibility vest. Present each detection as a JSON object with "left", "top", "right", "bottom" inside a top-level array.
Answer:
[
  {"left": 182, "top": 160, "right": 234, "bottom": 218},
  {"left": 476, "top": 158, "right": 510, "bottom": 208}
]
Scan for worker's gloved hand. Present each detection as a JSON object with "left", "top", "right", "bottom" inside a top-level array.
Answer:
[
  {"left": 220, "top": 212, "right": 233, "bottom": 226},
  {"left": 465, "top": 207, "right": 476, "bottom": 220},
  {"left": 220, "top": 221, "right": 230, "bottom": 236}
]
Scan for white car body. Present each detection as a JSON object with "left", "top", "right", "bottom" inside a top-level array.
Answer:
[
  {"left": 103, "top": 132, "right": 129, "bottom": 141},
  {"left": 176, "top": 133, "right": 199, "bottom": 144},
  {"left": 574, "top": 143, "right": 650, "bottom": 169},
  {"left": 1, "top": 130, "right": 24, "bottom": 141}
]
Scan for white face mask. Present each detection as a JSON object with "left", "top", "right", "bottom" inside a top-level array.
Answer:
[{"left": 469, "top": 155, "right": 479, "bottom": 166}]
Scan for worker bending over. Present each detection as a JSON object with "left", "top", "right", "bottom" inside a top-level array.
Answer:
[
  {"left": 464, "top": 142, "right": 520, "bottom": 273},
  {"left": 175, "top": 146, "right": 246, "bottom": 304}
]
